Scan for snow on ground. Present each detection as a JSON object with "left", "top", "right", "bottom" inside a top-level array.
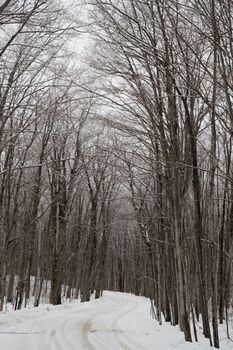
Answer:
[{"left": 0, "top": 291, "right": 232, "bottom": 349}]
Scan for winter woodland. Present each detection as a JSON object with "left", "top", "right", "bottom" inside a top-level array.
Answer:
[{"left": 0, "top": 1, "right": 233, "bottom": 348}]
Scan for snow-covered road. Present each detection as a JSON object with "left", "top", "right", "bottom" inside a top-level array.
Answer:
[{"left": 0, "top": 292, "right": 232, "bottom": 350}]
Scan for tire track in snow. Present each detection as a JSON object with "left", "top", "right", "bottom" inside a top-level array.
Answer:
[
  {"left": 111, "top": 297, "right": 149, "bottom": 350},
  {"left": 81, "top": 295, "right": 148, "bottom": 350},
  {"left": 82, "top": 320, "right": 95, "bottom": 350},
  {"left": 112, "top": 299, "right": 137, "bottom": 350},
  {"left": 81, "top": 295, "right": 122, "bottom": 350}
]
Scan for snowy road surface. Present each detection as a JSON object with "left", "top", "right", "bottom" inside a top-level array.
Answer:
[{"left": 0, "top": 292, "right": 232, "bottom": 350}]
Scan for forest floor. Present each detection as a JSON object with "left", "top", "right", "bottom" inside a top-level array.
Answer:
[{"left": 0, "top": 291, "right": 232, "bottom": 350}]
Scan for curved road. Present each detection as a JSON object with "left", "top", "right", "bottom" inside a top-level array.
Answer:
[{"left": 33, "top": 293, "right": 151, "bottom": 350}]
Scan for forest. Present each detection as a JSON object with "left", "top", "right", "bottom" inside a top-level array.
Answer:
[{"left": 0, "top": 0, "right": 232, "bottom": 348}]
